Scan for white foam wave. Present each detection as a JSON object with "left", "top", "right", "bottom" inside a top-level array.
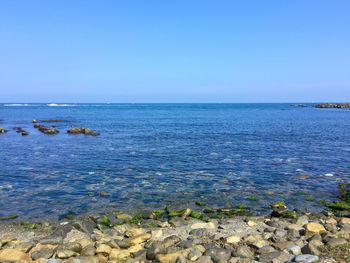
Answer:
[
  {"left": 4, "top": 103, "right": 32, "bottom": 106},
  {"left": 47, "top": 103, "right": 77, "bottom": 107}
]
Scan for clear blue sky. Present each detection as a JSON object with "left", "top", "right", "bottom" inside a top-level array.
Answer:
[{"left": 1, "top": 0, "right": 349, "bottom": 103}]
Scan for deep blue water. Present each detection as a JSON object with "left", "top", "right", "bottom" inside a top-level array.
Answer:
[{"left": 0, "top": 103, "right": 349, "bottom": 220}]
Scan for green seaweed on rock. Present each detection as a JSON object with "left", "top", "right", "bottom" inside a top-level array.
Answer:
[
  {"left": 20, "top": 221, "right": 38, "bottom": 230},
  {"left": 150, "top": 209, "right": 165, "bottom": 219},
  {"left": 248, "top": 195, "right": 258, "bottom": 201},
  {"left": 320, "top": 200, "right": 350, "bottom": 211},
  {"left": 339, "top": 183, "right": 350, "bottom": 202},
  {"left": 189, "top": 211, "right": 209, "bottom": 222},
  {"left": 125, "top": 213, "right": 148, "bottom": 225},
  {"left": 0, "top": 215, "right": 18, "bottom": 221},
  {"left": 100, "top": 215, "right": 111, "bottom": 226},
  {"left": 167, "top": 208, "right": 192, "bottom": 219},
  {"left": 270, "top": 201, "right": 287, "bottom": 209}
]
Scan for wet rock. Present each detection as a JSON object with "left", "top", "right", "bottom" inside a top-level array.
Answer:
[
  {"left": 0, "top": 127, "right": 7, "bottom": 133},
  {"left": 67, "top": 127, "right": 100, "bottom": 136},
  {"left": 37, "top": 125, "right": 59, "bottom": 135},
  {"left": 294, "top": 254, "right": 319, "bottom": 262}
]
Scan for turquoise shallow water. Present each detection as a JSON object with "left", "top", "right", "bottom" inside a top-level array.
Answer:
[{"left": 0, "top": 103, "right": 349, "bottom": 220}]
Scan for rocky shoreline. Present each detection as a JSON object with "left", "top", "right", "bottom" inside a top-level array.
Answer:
[
  {"left": 315, "top": 103, "right": 350, "bottom": 109},
  {"left": 0, "top": 208, "right": 349, "bottom": 263}
]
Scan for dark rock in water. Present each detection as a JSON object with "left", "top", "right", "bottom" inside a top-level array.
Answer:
[
  {"left": 0, "top": 128, "right": 7, "bottom": 133},
  {"left": 38, "top": 126, "right": 59, "bottom": 135},
  {"left": 41, "top": 119, "right": 67, "bottom": 123},
  {"left": 67, "top": 127, "right": 99, "bottom": 136},
  {"left": 315, "top": 103, "right": 350, "bottom": 109},
  {"left": 32, "top": 119, "right": 39, "bottom": 123},
  {"left": 13, "top": 127, "right": 29, "bottom": 136},
  {"left": 33, "top": 122, "right": 59, "bottom": 134}
]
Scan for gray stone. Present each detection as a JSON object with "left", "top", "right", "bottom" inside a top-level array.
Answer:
[
  {"left": 31, "top": 248, "right": 54, "bottom": 260},
  {"left": 326, "top": 237, "right": 347, "bottom": 248},
  {"left": 301, "top": 242, "right": 321, "bottom": 256},
  {"left": 176, "top": 255, "right": 188, "bottom": 263},
  {"left": 46, "top": 260, "right": 62, "bottom": 263},
  {"left": 163, "top": 235, "right": 182, "bottom": 248},
  {"left": 204, "top": 246, "right": 232, "bottom": 263},
  {"left": 187, "top": 247, "right": 203, "bottom": 261},
  {"left": 232, "top": 245, "right": 254, "bottom": 259},
  {"left": 189, "top": 228, "right": 208, "bottom": 237},
  {"left": 294, "top": 254, "right": 319, "bottom": 263},
  {"left": 81, "top": 244, "right": 95, "bottom": 256},
  {"left": 197, "top": 256, "right": 214, "bottom": 263},
  {"left": 284, "top": 245, "right": 301, "bottom": 256},
  {"left": 257, "top": 245, "right": 276, "bottom": 255},
  {"left": 296, "top": 216, "right": 309, "bottom": 226},
  {"left": 258, "top": 251, "right": 293, "bottom": 263}
]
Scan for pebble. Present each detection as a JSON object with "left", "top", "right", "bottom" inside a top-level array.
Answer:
[
  {"left": 294, "top": 254, "right": 319, "bottom": 263},
  {"left": 0, "top": 214, "right": 348, "bottom": 263}
]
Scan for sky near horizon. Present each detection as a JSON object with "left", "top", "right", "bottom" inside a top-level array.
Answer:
[{"left": 0, "top": 1, "right": 349, "bottom": 103}]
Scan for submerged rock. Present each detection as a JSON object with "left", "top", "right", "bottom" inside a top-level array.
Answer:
[{"left": 13, "top": 127, "right": 29, "bottom": 136}]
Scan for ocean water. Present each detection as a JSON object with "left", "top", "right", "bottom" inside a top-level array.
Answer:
[{"left": 0, "top": 103, "right": 349, "bottom": 220}]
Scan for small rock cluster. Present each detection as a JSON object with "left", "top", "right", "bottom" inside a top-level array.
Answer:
[
  {"left": 0, "top": 213, "right": 349, "bottom": 263},
  {"left": 67, "top": 128, "right": 100, "bottom": 136},
  {"left": 33, "top": 120, "right": 59, "bottom": 135},
  {"left": 13, "top": 127, "right": 29, "bottom": 136},
  {"left": 315, "top": 103, "right": 350, "bottom": 109},
  {"left": 0, "top": 119, "right": 100, "bottom": 136}
]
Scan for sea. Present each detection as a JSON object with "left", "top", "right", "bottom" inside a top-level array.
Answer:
[{"left": 0, "top": 103, "right": 349, "bottom": 220}]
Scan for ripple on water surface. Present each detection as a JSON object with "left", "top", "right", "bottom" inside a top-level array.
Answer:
[{"left": 0, "top": 103, "right": 349, "bottom": 220}]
